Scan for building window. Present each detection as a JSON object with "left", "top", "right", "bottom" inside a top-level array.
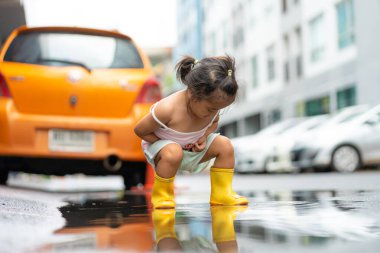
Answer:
[
  {"left": 337, "top": 86, "right": 356, "bottom": 109},
  {"left": 336, "top": 0, "right": 355, "bottom": 49},
  {"left": 210, "top": 32, "right": 216, "bottom": 55},
  {"left": 245, "top": 114, "right": 261, "bottom": 135},
  {"left": 296, "top": 101, "right": 305, "bottom": 117},
  {"left": 267, "top": 45, "right": 275, "bottom": 82},
  {"left": 249, "top": 0, "right": 257, "bottom": 27},
  {"left": 309, "top": 14, "right": 325, "bottom": 62},
  {"left": 283, "top": 35, "right": 290, "bottom": 82},
  {"left": 220, "top": 122, "right": 238, "bottom": 138},
  {"left": 284, "top": 61, "right": 290, "bottom": 82},
  {"left": 295, "top": 27, "right": 303, "bottom": 78},
  {"left": 268, "top": 109, "right": 282, "bottom": 125},
  {"left": 282, "top": 0, "right": 288, "bottom": 13},
  {"left": 251, "top": 55, "right": 259, "bottom": 88},
  {"left": 233, "top": 27, "right": 244, "bottom": 49},
  {"left": 232, "top": 4, "right": 245, "bottom": 49},
  {"left": 305, "top": 96, "right": 330, "bottom": 116},
  {"left": 264, "top": 0, "right": 274, "bottom": 17},
  {"left": 223, "top": 22, "right": 228, "bottom": 49},
  {"left": 296, "top": 55, "right": 303, "bottom": 78}
]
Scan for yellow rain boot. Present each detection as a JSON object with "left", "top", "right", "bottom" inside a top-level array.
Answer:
[
  {"left": 151, "top": 173, "right": 175, "bottom": 209},
  {"left": 152, "top": 209, "right": 177, "bottom": 243},
  {"left": 211, "top": 206, "right": 247, "bottom": 243},
  {"left": 210, "top": 167, "right": 248, "bottom": 206}
]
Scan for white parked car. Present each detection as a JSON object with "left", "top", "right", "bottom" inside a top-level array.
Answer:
[
  {"left": 265, "top": 115, "right": 328, "bottom": 173},
  {"left": 291, "top": 104, "right": 380, "bottom": 172},
  {"left": 268, "top": 105, "right": 370, "bottom": 173},
  {"left": 232, "top": 118, "right": 304, "bottom": 173}
]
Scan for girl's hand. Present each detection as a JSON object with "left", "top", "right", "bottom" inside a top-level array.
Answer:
[{"left": 192, "top": 137, "right": 207, "bottom": 152}]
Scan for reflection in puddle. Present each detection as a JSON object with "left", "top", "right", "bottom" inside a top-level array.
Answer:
[
  {"left": 153, "top": 206, "right": 246, "bottom": 252},
  {"left": 237, "top": 191, "right": 379, "bottom": 241},
  {"left": 54, "top": 193, "right": 153, "bottom": 252},
  {"left": 46, "top": 190, "right": 380, "bottom": 253},
  {"left": 235, "top": 191, "right": 380, "bottom": 253}
]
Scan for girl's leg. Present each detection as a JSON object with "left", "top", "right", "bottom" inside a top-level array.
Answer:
[
  {"left": 152, "top": 143, "right": 183, "bottom": 209},
  {"left": 155, "top": 143, "right": 183, "bottom": 178},
  {"left": 200, "top": 135, "right": 248, "bottom": 205},
  {"left": 199, "top": 135, "right": 234, "bottom": 167}
]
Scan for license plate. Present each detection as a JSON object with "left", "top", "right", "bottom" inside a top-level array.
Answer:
[{"left": 48, "top": 129, "right": 94, "bottom": 153}]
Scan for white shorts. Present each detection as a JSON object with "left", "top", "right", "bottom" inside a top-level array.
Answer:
[{"left": 142, "top": 133, "right": 219, "bottom": 174}]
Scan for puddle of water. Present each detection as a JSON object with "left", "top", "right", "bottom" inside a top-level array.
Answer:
[
  {"left": 36, "top": 190, "right": 380, "bottom": 252},
  {"left": 0, "top": 187, "right": 66, "bottom": 253}
]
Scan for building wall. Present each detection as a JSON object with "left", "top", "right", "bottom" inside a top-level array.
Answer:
[
  {"left": 355, "top": 0, "right": 380, "bottom": 107},
  {"left": 0, "top": 0, "right": 26, "bottom": 46},
  {"left": 175, "top": 0, "right": 380, "bottom": 138},
  {"left": 202, "top": 0, "right": 285, "bottom": 136},
  {"left": 173, "top": 0, "right": 204, "bottom": 91},
  {"left": 174, "top": 0, "right": 203, "bottom": 61}
]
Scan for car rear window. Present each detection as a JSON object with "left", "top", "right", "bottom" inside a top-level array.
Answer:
[{"left": 4, "top": 31, "right": 144, "bottom": 69}]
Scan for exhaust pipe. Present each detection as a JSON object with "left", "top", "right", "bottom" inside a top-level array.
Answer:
[{"left": 103, "top": 155, "right": 122, "bottom": 172}]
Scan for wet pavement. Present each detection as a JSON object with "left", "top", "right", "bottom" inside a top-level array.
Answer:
[{"left": 1, "top": 172, "right": 380, "bottom": 253}]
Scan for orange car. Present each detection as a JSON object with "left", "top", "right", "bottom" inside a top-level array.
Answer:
[{"left": 0, "top": 26, "right": 161, "bottom": 188}]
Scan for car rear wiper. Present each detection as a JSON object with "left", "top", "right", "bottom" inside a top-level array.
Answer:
[{"left": 36, "top": 58, "right": 92, "bottom": 73}]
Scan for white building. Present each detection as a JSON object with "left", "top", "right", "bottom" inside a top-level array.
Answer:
[{"left": 201, "top": 0, "right": 380, "bottom": 138}]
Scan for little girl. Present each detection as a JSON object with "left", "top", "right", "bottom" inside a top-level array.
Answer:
[{"left": 134, "top": 55, "right": 248, "bottom": 209}]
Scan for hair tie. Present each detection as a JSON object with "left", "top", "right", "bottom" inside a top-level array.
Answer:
[
  {"left": 227, "top": 69, "right": 233, "bottom": 76},
  {"left": 191, "top": 59, "right": 198, "bottom": 69}
]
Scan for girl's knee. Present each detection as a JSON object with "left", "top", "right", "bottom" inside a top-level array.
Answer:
[
  {"left": 159, "top": 143, "right": 183, "bottom": 166},
  {"left": 213, "top": 135, "right": 234, "bottom": 157}
]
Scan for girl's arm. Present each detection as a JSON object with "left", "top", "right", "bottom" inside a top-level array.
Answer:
[
  {"left": 192, "top": 115, "right": 219, "bottom": 151},
  {"left": 134, "top": 103, "right": 172, "bottom": 144},
  {"left": 204, "top": 115, "right": 219, "bottom": 136},
  {"left": 134, "top": 114, "right": 161, "bottom": 143}
]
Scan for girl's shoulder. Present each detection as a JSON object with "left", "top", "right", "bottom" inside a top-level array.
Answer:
[
  {"left": 157, "top": 90, "right": 185, "bottom": 109},
  {"left": 154, "top": 90, "right": 186, "bottom": 122}
]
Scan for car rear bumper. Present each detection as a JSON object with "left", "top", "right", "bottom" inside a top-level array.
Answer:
[
  {"left": 0, "top": 100, "right": 149, "bottom": 161},
  {"left": 0, "top": 156, "right": 147, "bottom": 175}
]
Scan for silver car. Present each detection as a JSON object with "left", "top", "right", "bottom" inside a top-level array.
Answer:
[
  {"left": 232, "top": 118, "right": 304, "bottom": 173},
  {"left": 266, "top": 115, "right": 328, "bottom": 173},
  {"left": 268, "top": 105, "right": 370, "bottom": 173},
  {"left": 291, "top": 104, "right": 380, "bottom": 172}
]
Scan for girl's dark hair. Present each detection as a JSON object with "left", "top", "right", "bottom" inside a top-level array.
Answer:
[{"left": 175, "top": 55, "right": 238, "bottom": 100}]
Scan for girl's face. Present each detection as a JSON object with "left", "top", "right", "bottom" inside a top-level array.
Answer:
[{"left": 189, "top": 90, "right": 235, "bottom": 119}]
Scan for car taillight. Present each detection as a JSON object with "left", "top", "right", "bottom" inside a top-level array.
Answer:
[
  {"left": 136, "top": 77, "right": 162, "bottom": 103},
  {"left": 0, "top": 72, "right": 11, "bottom": 98}
]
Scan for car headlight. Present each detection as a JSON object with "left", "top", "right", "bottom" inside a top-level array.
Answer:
[{"left": 304, "top": 148, "right": 320, "bottom": 160}]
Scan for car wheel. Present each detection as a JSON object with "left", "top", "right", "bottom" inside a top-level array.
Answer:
[
  {"left": 262, "top": 158, "right": 270, "bottom": 174},
  {"left": 0, "top": 169, "right": 9, "bottom": 185},
  {"left": 0, "top": 158, "right": 9, "bottom": 185},
  {"left": 121, "top": 163, "right": 147, "bottom": 190},
  {"left": 122, "top": 172, "right": 144, "bottom": 190},
  {"left": 331, "top": 145, "right": 361, "bottom": 173}
]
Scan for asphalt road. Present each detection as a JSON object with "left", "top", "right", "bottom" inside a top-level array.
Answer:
[{"left": 1, "top": 171, "right": 380, "bottom": 253}]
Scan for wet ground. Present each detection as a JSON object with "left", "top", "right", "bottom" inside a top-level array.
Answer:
[{"left": 1, "top": 172, "right": 380, "bottom": 253}]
